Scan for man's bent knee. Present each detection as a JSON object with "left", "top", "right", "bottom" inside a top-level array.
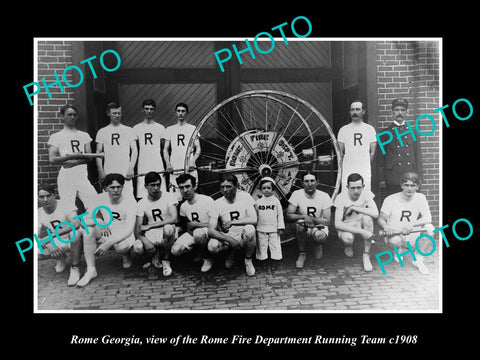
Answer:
[
  {"left": 313, "top": 229, "right": 328, "bottom": 244},
  {"left": 207, "top": 239, "right": 227, "bottom": 254},
  {"left": 361, "top": 215, "right": 374, "bottom": 231},
  {"left": 171, "top": 243, "right": 187, "bottom": 256},
  {"left": 193, "top": 228, "right": 209, "bottom": 244},
  {"left": 339, "top": 231, "right": 354, "bottom": 245},
  {"left": 132, "top": 239, "right": 144, "bottom": 255},
  {"left": 242, "top": 224, "right": 256, "bottom": 239}
]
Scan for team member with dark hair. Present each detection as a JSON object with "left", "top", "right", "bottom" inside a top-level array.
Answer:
[
  {"left": 48, "top": 104, "right": 98, "bottom": 213},
  {"left": 133, "top": 99, "right": 167, "bottom": 199},
  {"left": 163, "top": 102, "right": 201, "bottom": 199},
  {"left": 378, "top": 172, "right": 434, "bottom": 275},
  {"left": 135, "top": 171, "right": 178, "bottom": 277},
  {"left": 333, "top": 173, "right": 378, "bottom": 272},
  {"left": 171, "top": 173, "right": 215, "bottom": 273},
  {"left": 286, "top": 173, "right": 332, "bottom": 269},
  {"left": 37, "top": 183, "right": 83, "bottom": 286},
  {"left": 77, "top": 173, "right": 139, "bottom": 287},
  {"left": 207, "top": 174, "right": 257, "bottom": 276},
  {"left": 95, "top": 102, "right": 138, "bottom": 198}
]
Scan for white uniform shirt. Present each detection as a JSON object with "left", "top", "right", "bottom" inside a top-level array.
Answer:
[
  {"left": 208, "top": 190, "right": 256, "bottom": 224},
  {"left": 255, "top": 195, "right": 285, "bottom": 233},
  {"left": 380, "top": 192, "right": 431, "bottom": 228},
  {"left": 96, "top": 123, "right": 136, "bottom": 175},
  {"left": 94, "top": 192, "right": 137, "bottom": 230},
  {"left": 288, "top": 189, "right": 332, "bottom": 218},
  {"left": 133, "top": 121, "right": 166, "bottom": 173},
  {"left": 333, "top": 189, "right": 375, "bottom": 222},
  {"left": 165, "top": 123, "right": 198, "bottom": 170},
  {"left": 179, "top": 194, "right": 214, "bottom": 223},
  {"left": 48, "top": 128, "right": 92, "bottom": 174},
  {"left": 136, "top": 191, "right": 178, "bottom": 224},
  {"left": 38, "top": 201, "right": 74, "bottom": 233},
  {"left": 338, "top": 122, "right": 377, "bottom": 186}
]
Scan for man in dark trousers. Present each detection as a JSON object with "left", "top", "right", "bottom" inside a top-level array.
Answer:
[{"left": 377, "top": 98, "right": 423, "bottom": 202}]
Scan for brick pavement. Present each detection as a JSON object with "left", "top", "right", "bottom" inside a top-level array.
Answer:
[{"left": 36, "top": 237, "right": 440, "bottom": 312}]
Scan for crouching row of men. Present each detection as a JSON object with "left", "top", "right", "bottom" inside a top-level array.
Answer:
[{"left": 38, "top": 169, "right": 434, "bottom": 288}]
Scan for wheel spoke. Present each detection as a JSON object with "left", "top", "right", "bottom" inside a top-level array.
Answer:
[
  {"left": 188, "top": 90, "right": 341, "bottom": 203},
  {"left": 233, "top": 100, "right": 265, "bottom": 167}
]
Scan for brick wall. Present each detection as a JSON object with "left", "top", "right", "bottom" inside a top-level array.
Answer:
[
  {"left": 376, "top": 40, "right": 440, "bottom": 226},
  {"left": 37, "top": 40, "right": 75, "bottom": 188}
]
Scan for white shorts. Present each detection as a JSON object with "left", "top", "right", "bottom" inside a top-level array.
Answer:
[
  {"left": 174, "top": 227, "right": 209, "bottom": 248},
  {"left": 120, "top": 179, "right": 135, "bottom": 199},
  {"left": 144, "top": 224, "right": 177, "bottom": 246},
  {"left": 57, "top": 166, "right": 98, "bottom": 211},
  {"left": 336, "top": 217, "right": 362, "bottom": 239},
  {"left": 207, "top": 225, "right": 255, "bottom": 253},
  {"left": 256, "top": 231, "right": 282, "bottom": 260},
  {"left": 96, "top": 230, "right": 136, "bottom": 253}
]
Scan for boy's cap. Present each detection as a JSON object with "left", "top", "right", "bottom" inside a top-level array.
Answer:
[{"left": 259, "top": 176, "right": 276, "bottom": 185}]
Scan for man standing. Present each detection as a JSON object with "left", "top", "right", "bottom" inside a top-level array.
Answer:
[
  {"left": 48, "top": 104, "right": 98, "bottom": 213},
  {"left": 163, "top": 103, "right": 201, "bottom": 199},
  {"left": 377, "top": 98, "right": 423, "bottom": 200},
  {"left": 337, "top": 100, "right": 377, "bottom": 192},
  {"left": 286, "top": 173, "right": 332, "bottom": 269},
  {"left": 171, "top": 173, "right": 215, "bottom": 273},
  {"left": 133, "top": 99, "right": 167, "bottom": 199},
  {"left": 333, "top": 173, "right": 378, "bottom": 272},
  {"left": 207, "top": 174, "right": 257, "bottom": 276},
  {"left": 95, "top": 102, "right": 138, "bottom": 198}
]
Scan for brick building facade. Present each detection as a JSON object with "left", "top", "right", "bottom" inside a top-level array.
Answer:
[{"left": 35, "top": 39, "right": 440, "bottom": 226}]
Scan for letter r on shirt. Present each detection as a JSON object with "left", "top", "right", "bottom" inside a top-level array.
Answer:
[{"left": 354, "top": 133, "right": 363, "bottom": 146}]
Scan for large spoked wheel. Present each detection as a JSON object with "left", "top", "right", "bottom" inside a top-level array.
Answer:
[{"left": 185, "top": 90, "right": 341, "bottom": 243}]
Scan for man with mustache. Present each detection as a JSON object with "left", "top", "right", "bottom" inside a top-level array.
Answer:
[
  {"left": 337, "top": 100, "right": 377, "bottom": 192},
  {"left": 377, "top": 99, "right": 423, "bottom": 201}
]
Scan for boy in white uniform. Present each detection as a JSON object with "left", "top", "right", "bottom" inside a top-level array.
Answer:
[
  {"left": 95, "top": 102, "right": 138, "bottom": 198},
  {"left": 286, "top": 173, "right": 332, "bottom": 269},
  {"left": 37, "top": 183, "right": 83, "bottom": 286},
  {"left": 337, "top": 101, "right": 377, "bottom": 191},
  {"left": 378, "top": 172, "right": 434, "bottom": 274},
  {"left": 207, "top": 174, "right": 257, "bottom": 276},
  {"left": 133, "top": 99, "right": 167, "bottom": 199},
  {"left": 164, "top": 103, "right": 201, "bottom": 199},
  {"left": 77, "top": 173, "right": 139, "bottom": 287},
  {"left": 171, "top": 173, "right": 215, "bottom": 273},
  {"left": 134, "top": 171, "right": 178, "bottom": 277},
  {"left": 48, "top": 104, "right": 98, "bottom": 212},
  {"left": 254, "top": 177, "right": 285, "bottom": 271},
  {"left": 333, "top": 173, "right": 378, "bottom": 271}
]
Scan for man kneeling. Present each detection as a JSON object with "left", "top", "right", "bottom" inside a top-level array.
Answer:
[
  {"left": 134, "top": 171, "right": 178, "bottom": 277},
  {"left": 333, "top": 173, "right": 378, "bottom": 272},
  {"left": 207, "top": 174, "right": 257, "bottom": 276},
  {"left": 171, "top": 173, "right": 215, "bottom": 273}
]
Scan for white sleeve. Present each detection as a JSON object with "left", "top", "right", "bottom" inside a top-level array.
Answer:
[
  {"left": 337, "top": 126, "right": 346, "bottom": 143},
  {"left": 288, "top": 191, "right": 299, "bottom": 207}
]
